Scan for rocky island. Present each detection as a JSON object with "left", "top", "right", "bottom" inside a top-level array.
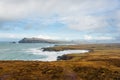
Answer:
[{"left": 19, "top": 37, "right": 66, "bottom": 43}]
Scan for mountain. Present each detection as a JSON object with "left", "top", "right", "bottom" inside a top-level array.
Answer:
[{"left": 18, "top": 37, "right": 66, "bottom": 43}]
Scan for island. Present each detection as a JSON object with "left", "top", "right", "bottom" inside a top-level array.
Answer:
[{"left": 18, "top": 37, "right": 66, "bottom": 43}]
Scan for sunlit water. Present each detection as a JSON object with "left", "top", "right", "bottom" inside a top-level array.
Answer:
[{"left": 0, "top": 42, "right": 88, "bottom": 61}]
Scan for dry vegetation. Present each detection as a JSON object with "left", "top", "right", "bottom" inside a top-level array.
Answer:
[{"left": 0, "top": 43, "right": 120, "bottom": 80}]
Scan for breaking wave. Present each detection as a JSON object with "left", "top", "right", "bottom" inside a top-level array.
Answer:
[{"left": 26, "top": 48, "right": 89, "bottom": 61}]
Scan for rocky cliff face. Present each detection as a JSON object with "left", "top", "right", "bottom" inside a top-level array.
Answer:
[{"left": 19, "top": 38, "right": 62, "bottom": 43}]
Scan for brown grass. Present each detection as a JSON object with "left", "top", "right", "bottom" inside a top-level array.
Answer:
[{"left": 0, "top": 43, "right": 120, "bottom": 80}]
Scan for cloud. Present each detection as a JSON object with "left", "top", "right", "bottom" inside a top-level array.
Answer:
[
  {"left": 114, "top": 10, "right": 120, "bottom": 31},
  {"left": 84, "top": 35, "right": 92, "bottom": 40},
  {"left": 0, "top": 0, "right": 120, "bottom": 41},
  {"left": 0, "top": 0, "right": 119, "bottom": 19},
  {"left": 33, "top": 35, "right": 59, "bottom": 40},
  {"left": 0, "top": 32, "right": 59, "bottom": 40},
  {"left": 0, "top": 33, "right": 28, "bottom": 39},
  {"left": 84, "top": 35, "right": 114, "bottom": 40},
  {"left": 62, "top": 15, "right": 109, "bottom": 31}
]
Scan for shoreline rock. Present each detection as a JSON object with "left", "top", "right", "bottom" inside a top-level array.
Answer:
[{"left": 57, "top": 55, "right": 73, "bottom": 60}]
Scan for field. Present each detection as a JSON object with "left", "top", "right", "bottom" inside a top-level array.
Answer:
[{"left": 0, "top": 43, "right": 120, "bottom": 80}]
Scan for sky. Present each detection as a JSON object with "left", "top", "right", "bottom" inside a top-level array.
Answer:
[{"left": 0, "top": 0, "right": 120, "bottom": 42}]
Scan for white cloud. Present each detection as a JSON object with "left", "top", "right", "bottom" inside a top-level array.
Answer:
[
  {"left": 0, "top": 33, "right": 26, "bottom": 39},
  {"left": 84, "top": 35, "right": 92, "bottom": 40},
  {"left": 84, "top": 35, "right": 114, "bottom": 40},
  {"left": 0, "top": 0, "right": 120, "bottom": 39},
  {"left": 0, "top": 32, "right": 59, "bottom": 40},
  {"left": 62, "top": 15, "right": 109, "bottom": 31},
  {"left": 0, "top": 0, "right": 119, "bottom": 19},
  {"left": 114, "top": 10, "right": 120, "bottom": 31},
  {"left": 34, "top": 35, "right": 59, "bottom": 40}
]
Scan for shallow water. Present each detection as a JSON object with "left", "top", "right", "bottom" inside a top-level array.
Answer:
[{"left": 0, "top": 42, "right": 88, "bottom": 61}]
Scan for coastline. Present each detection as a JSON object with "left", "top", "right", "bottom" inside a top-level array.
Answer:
[{"left": 0, "top": 43, "right": 120, "bottom": 80}]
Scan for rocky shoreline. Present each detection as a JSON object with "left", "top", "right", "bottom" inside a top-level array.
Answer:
[{"left": 0, "top": 43, "right": 120, "bottom": 80}]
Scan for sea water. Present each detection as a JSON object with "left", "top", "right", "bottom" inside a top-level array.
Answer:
[{"left": 0, "top": 42, "right": 88, "bottom": 61}]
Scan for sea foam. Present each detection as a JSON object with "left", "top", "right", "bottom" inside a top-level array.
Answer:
[{"left": 26, "top": 48, "right": 89, "bottom": 61}]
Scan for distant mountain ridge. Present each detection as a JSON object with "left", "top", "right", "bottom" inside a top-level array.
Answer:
[{"left": 19, "top": 37, "right": 66, "bottom": 43}]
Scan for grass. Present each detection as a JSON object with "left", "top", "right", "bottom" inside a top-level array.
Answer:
[{"left": 0, "top": 43, "right": 120, "bottom": 80}]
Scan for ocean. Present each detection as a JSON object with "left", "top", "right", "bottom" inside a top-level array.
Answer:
[{"left": 0, "top": 42, "right": 88, "bottom": 61}]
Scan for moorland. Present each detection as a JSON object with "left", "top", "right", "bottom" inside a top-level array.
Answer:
[{"left": 0, "top": 43, "right": 120, "bottom": 80}]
